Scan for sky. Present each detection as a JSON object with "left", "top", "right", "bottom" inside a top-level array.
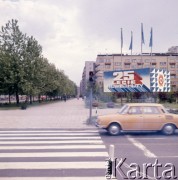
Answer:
[{"left": 0, "top": 0, "right": 178, "bottom": 86}]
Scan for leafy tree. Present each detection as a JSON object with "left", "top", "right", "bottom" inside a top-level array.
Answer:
[{"left": 0, "top": 19, "right": 27, "bottom": 104}]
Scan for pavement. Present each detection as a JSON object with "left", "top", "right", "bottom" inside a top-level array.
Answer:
[{"left": 0, "top": 98, "right": 119, "bottom": 129}]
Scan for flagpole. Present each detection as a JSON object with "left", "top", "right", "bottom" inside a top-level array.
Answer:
[
  {"left": 130, "top": 31, "right": 133, "bottom": 56},
  {"left": 150, "top": 27, "right": 153, "bottom": 69},
  {"left": 141, "top": 23, "right": 144, "bottom": 68},
  {"left": 121, "top": 28, "right": 123, "bottom": 70}
]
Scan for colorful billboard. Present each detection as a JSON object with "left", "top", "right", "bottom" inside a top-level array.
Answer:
[{"left": 104, "top": 68, "right": 171, "bottom": 92}]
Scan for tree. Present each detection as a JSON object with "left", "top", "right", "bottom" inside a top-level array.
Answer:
[{"left": 0, "top": 19, "right": 27, "bottom": 104}]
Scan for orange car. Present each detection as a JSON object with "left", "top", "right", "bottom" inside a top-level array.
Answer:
[{"left": 96, "top": 103, "right": 178, "bottom": 135}]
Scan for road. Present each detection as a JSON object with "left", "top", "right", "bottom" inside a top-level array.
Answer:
[
  {"left": 100, "top": 130, "right": 178, "bottom": 179},
  {"left": 0, "top": 99, "right": 178, "bottom": 179}
]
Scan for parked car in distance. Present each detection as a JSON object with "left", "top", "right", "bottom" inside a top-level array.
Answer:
[{"left": 96, "top": 103, "right": 178, "bottom": 136}]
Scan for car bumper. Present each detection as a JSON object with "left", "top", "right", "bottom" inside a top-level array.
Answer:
[{"left": 95, "top": 122, "right": 107, "bottom": 129}]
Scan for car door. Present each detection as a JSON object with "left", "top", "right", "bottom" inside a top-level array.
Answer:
[
  {"left": 122, "top": 106, "right": 143, "bottom": 130},
  {"left": 141, "top": 106, "right": 164, "bottom": 130}
]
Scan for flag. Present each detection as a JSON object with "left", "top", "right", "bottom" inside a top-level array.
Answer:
[
  {"left": 129, "top": 31, "right": 133, "bottom": 50},
  {"left": 121, "top": 28, "right": 123, "bottom": 48},
  {"left": 149, "top": 27, "right": 153, "bottom": 47},
  {"left": 141, "top": 23, "right": 145, "bottom": 44}
]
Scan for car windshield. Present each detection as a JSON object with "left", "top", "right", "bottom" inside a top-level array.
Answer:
[{"left": 119, "top": 104, "right": 129, "bottom": 114}]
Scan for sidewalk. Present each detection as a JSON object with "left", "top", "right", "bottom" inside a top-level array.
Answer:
[{"left": 0, "top": 99, "right": 119, "bottom": 129}]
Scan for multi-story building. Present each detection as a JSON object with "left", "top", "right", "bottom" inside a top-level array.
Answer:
[
  {"left": 95, "top": 53, "right": 178, "bottom": 91},
  {"left": 80, "top": 61, "right": 95, "bottom": 96},
  {"left": 168, "top": 46, "right": 178, "bottom": 54}
]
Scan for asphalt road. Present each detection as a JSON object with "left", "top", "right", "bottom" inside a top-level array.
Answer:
[
  {"left": 1, "top": 99, "right": 178, "bottom": 179},
  {"left": 100, "top": 129, "right": 178, "bottom": 179}
]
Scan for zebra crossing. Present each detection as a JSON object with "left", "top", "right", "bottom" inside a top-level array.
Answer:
[{"left": 0, "top": 129, "right": 108, "bottom": 180}]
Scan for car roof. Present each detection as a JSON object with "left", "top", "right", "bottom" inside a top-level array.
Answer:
[{"left": 126, "top": 103, "right": 163, "bottom": 107}]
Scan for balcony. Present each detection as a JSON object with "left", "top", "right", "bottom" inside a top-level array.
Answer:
[{"left": 105, "top": 62, "right": 111, "bottom": 65}]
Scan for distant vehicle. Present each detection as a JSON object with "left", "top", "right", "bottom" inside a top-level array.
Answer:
[{"left": 96, "top": 103, "right": 178, "bottom": 136}]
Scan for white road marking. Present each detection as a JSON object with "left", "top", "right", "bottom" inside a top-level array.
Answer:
[
  {"left": 0, "top": 144, "right": 105, "bottom": 150},
  {"left": 0, "top": 130, "right": 99, "bottom": 133},
  {"left": 0, "top": 133, "right": 99, "bottom": 136},
  {"left": 127, "top": 136, "right": 157, "bottom": 158},
  {"left": 158, "top": 156, "right": 178, "bottom": 158},
  {"left": 0, "top": 140, "right": 103, "bottom": 144},
  {"left": 0, "top": 151, "right": 108, "bottom": 157},
  {"left": 0, "top": 178, "right": 105, "bottom": 180},
  {"left": 0, "top": 136, "right": 101, "bottom": 140},
  {"left": 0, "top": 161, "right": 105, "bottom": 169}
]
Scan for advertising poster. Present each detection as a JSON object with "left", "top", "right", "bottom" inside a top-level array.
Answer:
[{"left": 104, "top": 68, "right": 171, "bottom": 92}]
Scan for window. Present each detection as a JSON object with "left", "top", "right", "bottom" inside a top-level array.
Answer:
[
  {"left": 171, "top": 74, "right": 176, "bottom": 78},
  {"left": 99, "top": 59, "right": 104, "bottom": 63},
  {"left": 160, "top": 62, "right": 167, "bottom": 66},
  {"left": 124, "top": 64, "right": 130, "bottom": 68},
  {"left": 105, "top": 59, "right": 111, "bottom": 63},
  {"left": 128, "top": 107, "right": 142, "bottom": 114},
  {"left": 142, "top": 106, "right": 160, "bottom": 114},
  {"left": 145, "top": 59, "right": 150, "bottom": 63},
  {"left": 170, "top": 64, "right": 175, "bottom": 68},
  {"left": 131, "top": 59, "right": 137, "bottom": 63},
  {"left": 114, "top": 62, "right": 121, "bottom": 66}
]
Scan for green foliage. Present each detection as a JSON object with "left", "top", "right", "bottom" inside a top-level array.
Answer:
[{"left": 0, "top": 19, "right": 77, "bottom": 104}]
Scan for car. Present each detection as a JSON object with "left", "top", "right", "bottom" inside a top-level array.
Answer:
[{"left": 96, "top": 103, "right": 178, "bottom": 136}]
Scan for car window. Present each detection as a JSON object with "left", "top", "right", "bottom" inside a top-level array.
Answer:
[
  {"left": 128, "top": 106, "right": 142, "bottom": 114},
  {"left": 119, "top": 105, "right": 129, "bottom": 114},
  {"left": 142, "top": 106, "right": 160, "bottom": 114}
]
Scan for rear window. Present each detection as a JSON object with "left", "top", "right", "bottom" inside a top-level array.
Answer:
[{"left": 142, "top": 106, "right": 160, "bottom": 114}]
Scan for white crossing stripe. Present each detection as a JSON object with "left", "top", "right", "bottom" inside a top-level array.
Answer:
[
  {"left": 0, "top": 130, "right": 99, "bottom": 133},
  {"left": 0, "top": 177, "right": 105, "bottom": 180},
  {"left": 0, "top": 144, "right": 105, "bottom": 150},
  {"left": 0, "top": 151, "right": 108, "bottom": 157},
  {"left": 0, "top": 140, "right": 103, "bottom": 144},
  {"left": 0, "top": 132, "right": 99, "bottom": 136},
  {"left": 0, "top": 136, "right": 101, "bottom": 140},
  {"left": 0, "top": 129, "right": 108, "bottom": 179},
  {"left": 0, "top": 161, "right": 105, "bottom": 169}
]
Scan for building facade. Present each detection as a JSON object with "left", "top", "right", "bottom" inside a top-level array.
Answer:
[
  {"left": 168, "top": 46, "right": 178, "bottom": 54},
  {"left": 95, "top": 53, "right": 178, "bottom": 91}
]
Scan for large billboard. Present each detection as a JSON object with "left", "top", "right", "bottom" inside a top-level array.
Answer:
[{"left": 104, "top": 68, "right": 171, "bottom": 92}]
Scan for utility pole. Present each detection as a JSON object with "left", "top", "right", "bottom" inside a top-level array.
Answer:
[{"left": 89, "top": 71, "right": 95, "bottom": 121}]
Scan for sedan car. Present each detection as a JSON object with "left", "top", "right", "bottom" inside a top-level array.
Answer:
[{"left": 96, "top": 103, "right": 178, "bottom": 135}]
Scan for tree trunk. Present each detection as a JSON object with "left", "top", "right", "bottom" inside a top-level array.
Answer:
[
  {"left": 30, "top": 95, "right": 32, "bottom": 104},
  {"left": 15, "top": 90, "right": 19, "bottom": 104},
  {"left": 8, "top": 91, "right": 11, "bottom": 104},
  {"left": 38, "top": 94, "right": 41, "bottom": 103}
]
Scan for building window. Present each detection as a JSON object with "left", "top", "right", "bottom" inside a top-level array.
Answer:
[
  {"left": 114, "top": 62, "right": 121, "bottom": 66},
  {"left": 170, "top": 64, "right": 175, "bottom": 68},
  {"left": 145, "top": 63, "right": 150, "bottom": 68},
  {"left": 160, "top": 62, "right": 167, "bottom": 66},
  {"left": 145, "top": 59, "right": 150, "bottom": 63},
  {"left": 105, "top": 59, "right": 111, "bottom": 63},
  {"left": 124, "top": 64, "right": 130, "bottom": 68},
  {"left": 171, "top": 74, "right": 176, "bottom": 78},
  {"left": 131, "top": 59, "right": 137, "bottom": 63},
  {"left": 131, "top": 65, "right": 137, "bottom": 68},
  {"left": 105, "top": 65, "right": 111, "bottom": 69},
  {"left": 99, "top": 59, "right": 104, "bottom": 63}
]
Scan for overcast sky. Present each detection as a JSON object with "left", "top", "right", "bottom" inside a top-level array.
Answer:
[{"left": 0, "top": 0, "right": 178, "bottom": 85}]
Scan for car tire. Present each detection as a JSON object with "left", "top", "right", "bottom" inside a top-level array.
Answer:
[
  {"left": 162, "top": 124, "right": 176, "bottom": 135},
  {"left": 108, "top": 123, "right": 121, "bottom": 136}
]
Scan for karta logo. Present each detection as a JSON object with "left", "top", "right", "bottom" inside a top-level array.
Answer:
[{"left": 113, "top": 71, "right": 143, "bottom": 87}]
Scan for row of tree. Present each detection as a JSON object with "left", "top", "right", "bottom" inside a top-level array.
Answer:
[{"left": 0, "top": 19, "right": 77, "bottom": 104}]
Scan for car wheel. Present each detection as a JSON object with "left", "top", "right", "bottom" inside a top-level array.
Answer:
[
  {"left": 162, "top": 124, "right": 175, "bottom": 135},
  {"left": 108, "top": 123, "right": 121, "bottom": 136}
]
